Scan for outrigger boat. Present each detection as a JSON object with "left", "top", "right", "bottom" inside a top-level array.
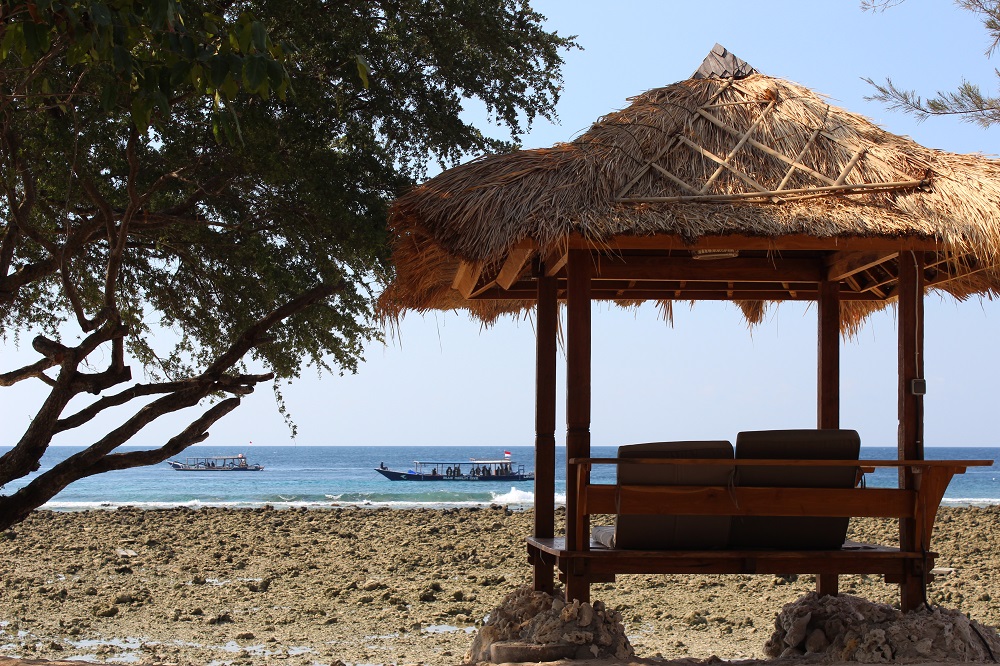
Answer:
[
  {"left": 375, "top": 454, "right": 533, "bottom": 481},
  {"left": 167, "top": 454, "right": 263, "bottom": 471}
]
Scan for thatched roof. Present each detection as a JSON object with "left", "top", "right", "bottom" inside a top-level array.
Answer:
[{"left": 380, "top": 50, "right": 1000, "bottom": 329}]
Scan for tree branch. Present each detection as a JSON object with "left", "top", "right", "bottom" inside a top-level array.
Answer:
[
  {"left": 0, "top": 398, "right": 242, "bottom": 531},
  {"left": 54, "top": 372, "right": 273, "bottom": 432},
  {"left": 204, "top": 281, "right": 342, "bottom": 378},
  {"left": 0, "top": 357, "right": 58, "bottom": 387}
]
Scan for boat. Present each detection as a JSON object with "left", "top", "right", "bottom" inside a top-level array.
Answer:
[
  {"left": 375, "top": 454, "right": 533, "bottom": 481},
  {"left": 166, "top": 454, "right": 263, "bottom": 471}
]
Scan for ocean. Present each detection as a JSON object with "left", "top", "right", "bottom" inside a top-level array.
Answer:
[{"left": 1, "top": 445, "right": 998, "bottom": 511}]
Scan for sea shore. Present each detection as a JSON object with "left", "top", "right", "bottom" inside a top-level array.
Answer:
[{"left": 1, "top": 505, "right": 998, "bottom": 665}]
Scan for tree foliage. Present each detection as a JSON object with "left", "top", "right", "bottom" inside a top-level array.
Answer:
[
  {"left": 0, "top": 0, "right": 577, "bottom": 529},
  {"left": 863, "top": 0, "right": 1000, "bottom": 127}
]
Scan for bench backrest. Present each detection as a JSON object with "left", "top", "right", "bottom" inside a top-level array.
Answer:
[
  {"left": 604, "top": 440, "right": 734, "bottom": 550},
  {"left": 730, "top": 429, "right": 861, "bottom": 550}
]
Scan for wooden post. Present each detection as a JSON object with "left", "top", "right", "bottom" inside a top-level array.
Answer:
[
  {"left": 817, "top": 279, "right": 841, "bottom": 597},
  {"left": 565, "top": 250, "right": 592, "bottom": 603},
  {"left": 533, "top": 269, "right": 558, "bottom": 594},
  {"left": 897, "top": 251, "right": 926, "bottom": 611}
]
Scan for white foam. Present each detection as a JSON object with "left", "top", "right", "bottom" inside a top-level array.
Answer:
[{"left": 490, "top": 487, "right": 534, "bottom": 505}]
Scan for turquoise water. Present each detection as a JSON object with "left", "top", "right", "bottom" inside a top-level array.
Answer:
[{"left": 1, "top": 445, "right": 998, "bottom": 510}]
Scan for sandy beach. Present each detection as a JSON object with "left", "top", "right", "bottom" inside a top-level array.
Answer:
[{"left": 1, "top": 505, "right": 998, "bottom": 665}]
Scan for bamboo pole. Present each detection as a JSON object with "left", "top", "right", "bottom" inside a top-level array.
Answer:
[
  {"left": 616, "top": 179, "right": 926, "bottom": 204},
  {"left": 700, "top": 100, "right": 777, "bottom": 194}
]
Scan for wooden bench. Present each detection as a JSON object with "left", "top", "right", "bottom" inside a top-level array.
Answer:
[{"left": 526, "top": 457, "right": 991, "bottom": 611}]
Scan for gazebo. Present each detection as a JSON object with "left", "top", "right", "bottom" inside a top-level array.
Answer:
[{"left": 379, "top": 47, "right": 998, "bottom": 612}]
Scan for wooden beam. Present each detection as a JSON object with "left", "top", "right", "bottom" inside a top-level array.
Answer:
[
  {"left": 897, "top": 249, "right": 926, "bottom": 611},
  {"left": 452, "top": 261, "right": 484, "bottom": 299},
  {"left": 593, "top": 256, "right": 824, "bottom": 283},
  {"left": 826, "top": 251, "right": 898, "bottom": 282},
  {"left": 583, "top": 485, "right": 915, "bottom": 518},
  {"left": 817, "top": 279, "right": 841, "bottom": 599},
  {"left": 566, "top": 233, "right": 945, "bottom": 253},
  {"left": 497, "top": 246, "right": 535, "bottom": 290},
  {"left": 565, "top": 249, "right": 592, "bottom": 604},
  {"left": 544, "top": 246, "right": 569, "bottom": 277},
  {"left": 533, "top": 272, "right": 558, "bottom": 594},
  {"left": 470, "top": 285, "right": 886, "bottom": 302},
  {"left": 817, "top": 280, "right": 841, "bottom": 430}
]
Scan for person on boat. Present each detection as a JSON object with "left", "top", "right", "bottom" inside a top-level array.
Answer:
[
  {"left": 380, "top": 462, "right": 386, "bottom": 470},
  {"left": 432, "top": 468, "right": 438, "bottom": 476},
  {"left": 455, "top": 465, "right": 461, "bottom": 477},
  {"left": 446, "top": 466, "right": 453, "bottom": 477}
]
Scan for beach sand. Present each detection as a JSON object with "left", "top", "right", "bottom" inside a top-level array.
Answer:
[{"left": 0, "top": 505, "right": 998, "bottom": 665}]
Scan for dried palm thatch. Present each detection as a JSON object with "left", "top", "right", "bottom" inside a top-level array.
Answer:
[{"left": 380, "top": 62, "right": 1000, "bottom": 331}]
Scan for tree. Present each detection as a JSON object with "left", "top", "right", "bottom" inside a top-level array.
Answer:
[
  {"left": 863, "top": 0, "right": 1000, "bottom": 127},
  {"left": 0, "top": 0, "right": 577, "bottom": 529}
]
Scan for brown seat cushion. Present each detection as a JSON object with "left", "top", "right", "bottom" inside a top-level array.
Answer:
[
  {"left": 730, "top": 429, "right": 861, "bottom": 550},
  {"left": 594, "top": 440, "right": 734, "bottom": 550}
]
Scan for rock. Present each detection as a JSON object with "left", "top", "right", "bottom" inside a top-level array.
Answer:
[
  {"left": 783, "top": 611, "right": 811, "bottom": 646},
  {"left": 805, "top": 627, "right": 830, "bottom": 653},
  {"left": 684, "top": 611, "right": 707, "bottom": 626},
  {"left": 561, "top": 630, "right": 593, "bottom": 644},
  {"left": 464, "top": 586, "right": 633, "bottom": 663},
  {"left": 768, "top": 592, "right": 1000, "bottom": 663}
]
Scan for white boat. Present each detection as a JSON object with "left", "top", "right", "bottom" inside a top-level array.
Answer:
[{"left": 166, "top": 454, "right": 263, "bottom": 471}]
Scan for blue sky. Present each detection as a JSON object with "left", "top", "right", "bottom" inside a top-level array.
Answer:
[{"left": 4, "top": 1, "right": 999, "bottom": 449}]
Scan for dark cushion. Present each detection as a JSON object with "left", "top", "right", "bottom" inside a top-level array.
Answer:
[
  {"left": 595, "top": 440, "right": 734, "bottom": 550},
  {"left": 730, "top": 429, "right": 861, "bottom": 550}
]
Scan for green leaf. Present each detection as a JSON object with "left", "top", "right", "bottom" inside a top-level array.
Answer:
[
  {"left": 190, "top": 62, "right": 205, "bottom": 92},
  {"left": 355, "top": 54, "right": 370, "bottom": 89},
  {"left": 112, "top": 44, "right": 131, "bottom": 76},
  {"left": 180, "top": 34, "right": 196, "bottom": 60},
  {"left": 244, "top": 54, "right": 266, "bottom": 92},
  {"left": 0, "top": 23, "right": 22, "bottom": 61},
  {"left": 90, "top": 2, "right": 112, "bottom": 27},
  {"left": 209, "top": 54, "right": 229, "bottom": 87},
  {"left": 266, "top": 59, "right": 284, "bottom": 89},
  {"left": 152, "top": 90, "right": 170, "bottom": 117},
  {"left": 22, "top": 21, "right": 43, "bottom": 55},
  {"left": 251, "top": 21, "right": 267, "bottom": 52},
  {"left": 220, "top": 75, "right": 238, "bottom": 100},
  {"left": 130, "top": 96, "right": 151, "bottom": 134},
  {"left": 100, "top": 82, "right": 117, "bottom": 110},
  {"left": 238, "top": 22, "right": 252, "bottom": 53},
  {"left": 170, "top": 60, "right": 192, "bottom": 87}
]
